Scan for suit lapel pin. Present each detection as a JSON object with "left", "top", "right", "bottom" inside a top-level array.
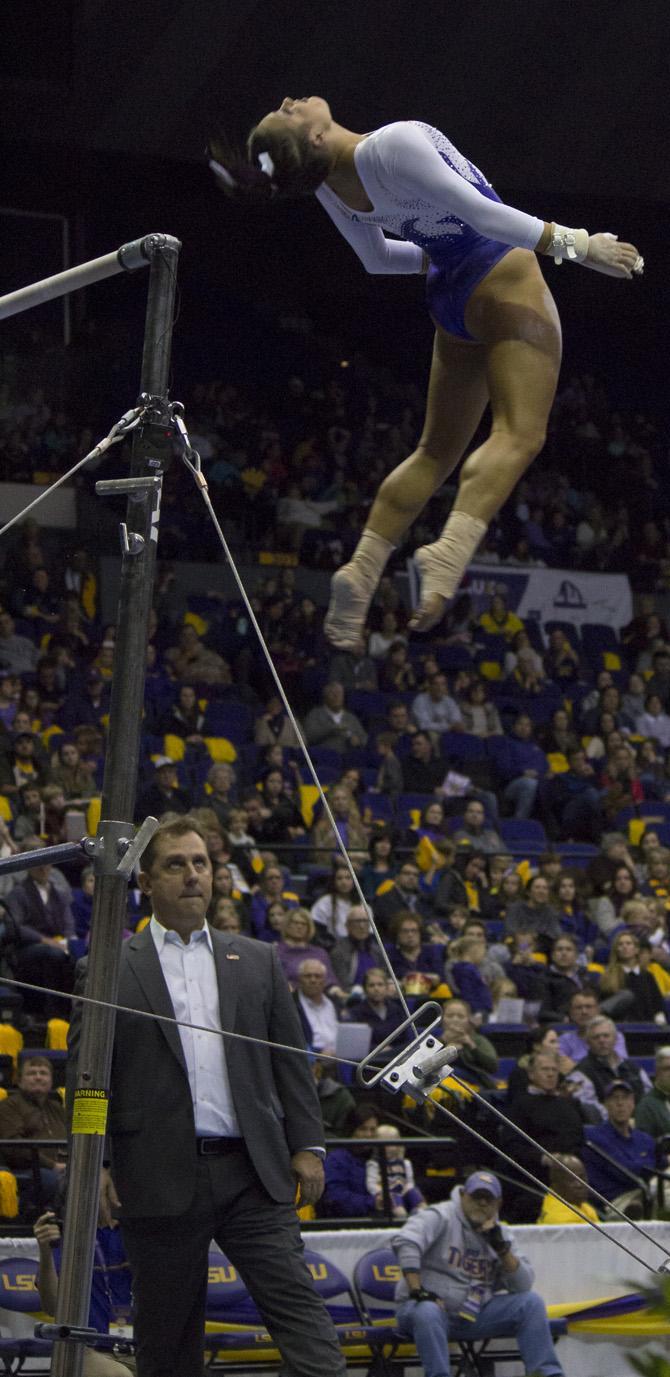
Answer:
[{"left": 226, "top": 953, "right": 240, "bottom": 960}]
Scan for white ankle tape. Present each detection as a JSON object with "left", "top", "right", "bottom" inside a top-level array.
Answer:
[
  {"left": 420, "top": 510, "right": 487, "bottom": 601},
  {"left": 550, "top": 224, "right": 589, "bottom": 265},
  {"left": 353, "top": 528, "right": 395, "bottom": 585}
]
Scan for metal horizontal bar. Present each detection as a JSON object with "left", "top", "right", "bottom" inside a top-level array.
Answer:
[
  {"left": 0, "top": 233, "right": 177, "bottom": 321},
  {"left": 0, "top": 842, "right": 88, "bottom": 876}
]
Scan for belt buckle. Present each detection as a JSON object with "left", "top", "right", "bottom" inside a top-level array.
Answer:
[{"left": 200, "top": 1138, "right": 219, "bottom": 1156}]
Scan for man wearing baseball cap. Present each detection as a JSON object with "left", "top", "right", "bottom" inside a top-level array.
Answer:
[
  {"left": 135, "top": 757, "right": 192, "bottom": 823},
  {"left": 392, "top": 1170, "right": 563, "bottom": 1376},
  {"left": 583, "top": 1079, "right": 660, "bottom": 1212}
]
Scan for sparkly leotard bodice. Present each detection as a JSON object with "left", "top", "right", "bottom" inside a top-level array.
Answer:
[{"left": 315, "top": 121, "right": 544, "bottom": 274}]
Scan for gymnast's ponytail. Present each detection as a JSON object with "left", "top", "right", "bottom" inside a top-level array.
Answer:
[{"left": 208, "top": 125, "right": 331, "bottom": 203}]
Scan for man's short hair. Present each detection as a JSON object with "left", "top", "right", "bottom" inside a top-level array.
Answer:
[
  {"left": 297, "top": 958, "right": 327, "bottom": 977},
  {"left": 569, "top": 985, "right": 600, "bottom": 1006},
  {"left": 140, "top": 816, "right": 208, "bottom": 875},
  {"left": 389, "top": 909, "right": 423, "bottom": 941},
  {"left": 18, "top": 781, "right": 41, "bottom": 799},
  {"left": 528, "top": 1048, "right": 559, "bottom": 1071},
  {"left": 586, "top": 1014, "right": 615, "bottom": 1034},
  {"left": 601, "top": 832, "right": 628, "bottom": 852}
]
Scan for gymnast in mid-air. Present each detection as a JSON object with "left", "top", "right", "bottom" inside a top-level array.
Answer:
[{"left": 211, "top": 97, "right": 642, "bottom": 648}]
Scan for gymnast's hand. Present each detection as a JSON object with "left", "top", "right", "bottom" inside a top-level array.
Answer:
[
  {"left": 585, "top": 232, "right": 643, "bottom": 279},
  {"left": 291, "top": 1150, "right": 325, "bottom": 1206}
]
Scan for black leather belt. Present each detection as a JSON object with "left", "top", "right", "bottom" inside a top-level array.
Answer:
[{"left": 196, "top": 1136, "right": 245, "bottom": 1156}]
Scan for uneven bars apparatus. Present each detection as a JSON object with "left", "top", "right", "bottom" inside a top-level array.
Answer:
[{"left": 0, "top": 232, "right": 181, "bottom": 1377}]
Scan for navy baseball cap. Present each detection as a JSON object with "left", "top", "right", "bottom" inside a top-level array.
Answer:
[
  {"left": 604, "top": 1079, "right": 635, "bottom": 1098},
  {"left": 464, "top": 1171, "right": 502, "bottom": 1199}
]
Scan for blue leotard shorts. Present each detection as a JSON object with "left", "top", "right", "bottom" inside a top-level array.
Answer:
[{"left": 425, "top": 235, "right": 513, "bottom": 341}]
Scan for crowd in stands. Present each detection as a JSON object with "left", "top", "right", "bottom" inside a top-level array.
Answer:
[
  {"left": 1, "top": 342, "right": 669, "bottom": 587},
  {"left": 0, "top": 347, "right": 669, "bottom": 1233}
]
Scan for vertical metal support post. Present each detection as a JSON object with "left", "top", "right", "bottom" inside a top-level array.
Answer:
[{"left": 51, "top": 235, "right": 181, "bottom": 1377}]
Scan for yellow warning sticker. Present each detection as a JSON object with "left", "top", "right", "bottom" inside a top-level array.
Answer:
[{"left": 72, "top": 1089, "right": 109, "bottom": 1135}]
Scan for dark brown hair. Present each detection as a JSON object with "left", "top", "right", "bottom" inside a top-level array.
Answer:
[
  {"left": 208, "top": 122, "right": 331, "bottom": 203},
  {"left": 140, "top": 816, "right": 208, "bottom": 875}
]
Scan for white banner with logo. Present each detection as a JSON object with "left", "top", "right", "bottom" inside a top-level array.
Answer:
[{"left": 407, "top": 560, "right": 633, "bottom": 634}]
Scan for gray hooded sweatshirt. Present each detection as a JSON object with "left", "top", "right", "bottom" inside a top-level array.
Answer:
[{"left": 392, "top": 1188, "right": 534, "bottom": 1313}]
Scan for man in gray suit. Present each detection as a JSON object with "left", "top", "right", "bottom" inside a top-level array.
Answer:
[{"left": 68, "top": 816, "right": 346, "bottom": 1377}]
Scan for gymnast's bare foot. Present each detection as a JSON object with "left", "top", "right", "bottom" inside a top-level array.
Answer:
[
  {"left": 408, "top": 545, "right": 450, "bottom": 634},
  {"left": 324, "top": 564, "right": 371, "bottom": 652}
]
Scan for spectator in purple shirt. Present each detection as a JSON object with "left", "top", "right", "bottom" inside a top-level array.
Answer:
[
  {"left": 559, "top": 988, "right": 629, "bottom": 1067},
  {"left": 583, "top": 1080, "right": 659, "bottom": 1207},
  {"left": 385, "top": 912, "right": 444, "bottom": 993},
  {"left": 496, "top": 713, "right": 548, "bottom": 820},
  {"left": 275, "top": 909, "right": 345, "bottom": 998}
]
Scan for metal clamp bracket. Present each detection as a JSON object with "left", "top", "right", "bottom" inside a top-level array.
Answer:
[
  {"left": 114, "top": 815, "right": 160, "bottom": 878},
  {"left": 356, "top": 1001, "right": 457, "bottom": 1103},
  {"left": 84, "top": 816, "right": 159, "bottom": 878},
  {"left": 95, "top": 476, "right": 162, "bottom": 497}
]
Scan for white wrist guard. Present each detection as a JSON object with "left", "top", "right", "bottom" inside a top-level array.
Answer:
[{"left": 549, "top": 224, "right": 589, "bottom": 265}]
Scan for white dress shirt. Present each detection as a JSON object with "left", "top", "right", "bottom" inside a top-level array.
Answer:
[
  {"left": 297, "top": 991, "right": 338, "bottom": 1052},
  {"left": 150, "top": 916, "right": 240, "bottom": 1137}
]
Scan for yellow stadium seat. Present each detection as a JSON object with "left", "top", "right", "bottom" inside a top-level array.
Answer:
[
  {"left": 41, "top": 725, "right": 64, "bottom": 749},
  {"left": 375, "top": 879, "right": 394, "bottom": 897},
  {"left": 0, "top": 1171, "right": 19, "bottom": 1218},
  {"left": 650, "top": 960, "right": 670, "bottom": 996},
  {"left": 547, "top": 752, "right": 569, "bottom": 774},
  {"left": 603, "top": 652, "right": 622, "bottom": 671},
  {"left": 183, "top": 611, "right": 208, "bottom": 636},
  {"left": 479, "top": 661, "right": 502, "bottom": 681},
  {"left": 86, "top": 797, "right": 102, "bottom": 836},
  {"left": 299, "top": 784, "right": 321, "bottom": 828},
  {"left": 0, "top": 796, "right": 12, "bottom": 822},
  {"left": 0, "top": 1088, "right": 7, "bottom": 1101},
  {"left": 0, "top": 1025, "right": 23, "bottom": 1068},
  {"left": 163, "top": 735, "right": 185, "bottom": 761},
  {"left": 204, "top": 737, "right": 237, "bottom": 763},
  {"left": 46, "top": 1019, "right": 69, "bottom": 1051}
]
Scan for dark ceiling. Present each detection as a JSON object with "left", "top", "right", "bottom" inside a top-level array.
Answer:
[
  {"left": 1, "top": 1, "right": 667, "bottom": 408},
  {"left": 3, "top": 0, "right": 668, "bottom": 201}
]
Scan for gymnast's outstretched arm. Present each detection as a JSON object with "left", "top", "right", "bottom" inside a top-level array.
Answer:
[
  {"left": 317, "top": 122, "right": 640, "bottom": 280},
  {"left": 314, "top": 184, "right": 426, "bottom": 273}
]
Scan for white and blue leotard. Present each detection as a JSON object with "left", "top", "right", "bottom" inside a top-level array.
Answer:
[{"left": 315, "top": 121, "right": 545, "bottom": 338}]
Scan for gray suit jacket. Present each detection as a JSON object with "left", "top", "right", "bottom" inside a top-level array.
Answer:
[{"left": 68, "top": 926, "right": 324, "bottom": 1218}]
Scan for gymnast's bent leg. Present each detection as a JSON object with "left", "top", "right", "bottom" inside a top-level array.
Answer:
[
  {"left": 410, "top": 248, "right": 562, "bottom": 631},
  {"left": 324, "top": 328, "right": 488, "bottom": 649},
  {"left": 324, "top": 248, "right": 561, "bottom": 647}
]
